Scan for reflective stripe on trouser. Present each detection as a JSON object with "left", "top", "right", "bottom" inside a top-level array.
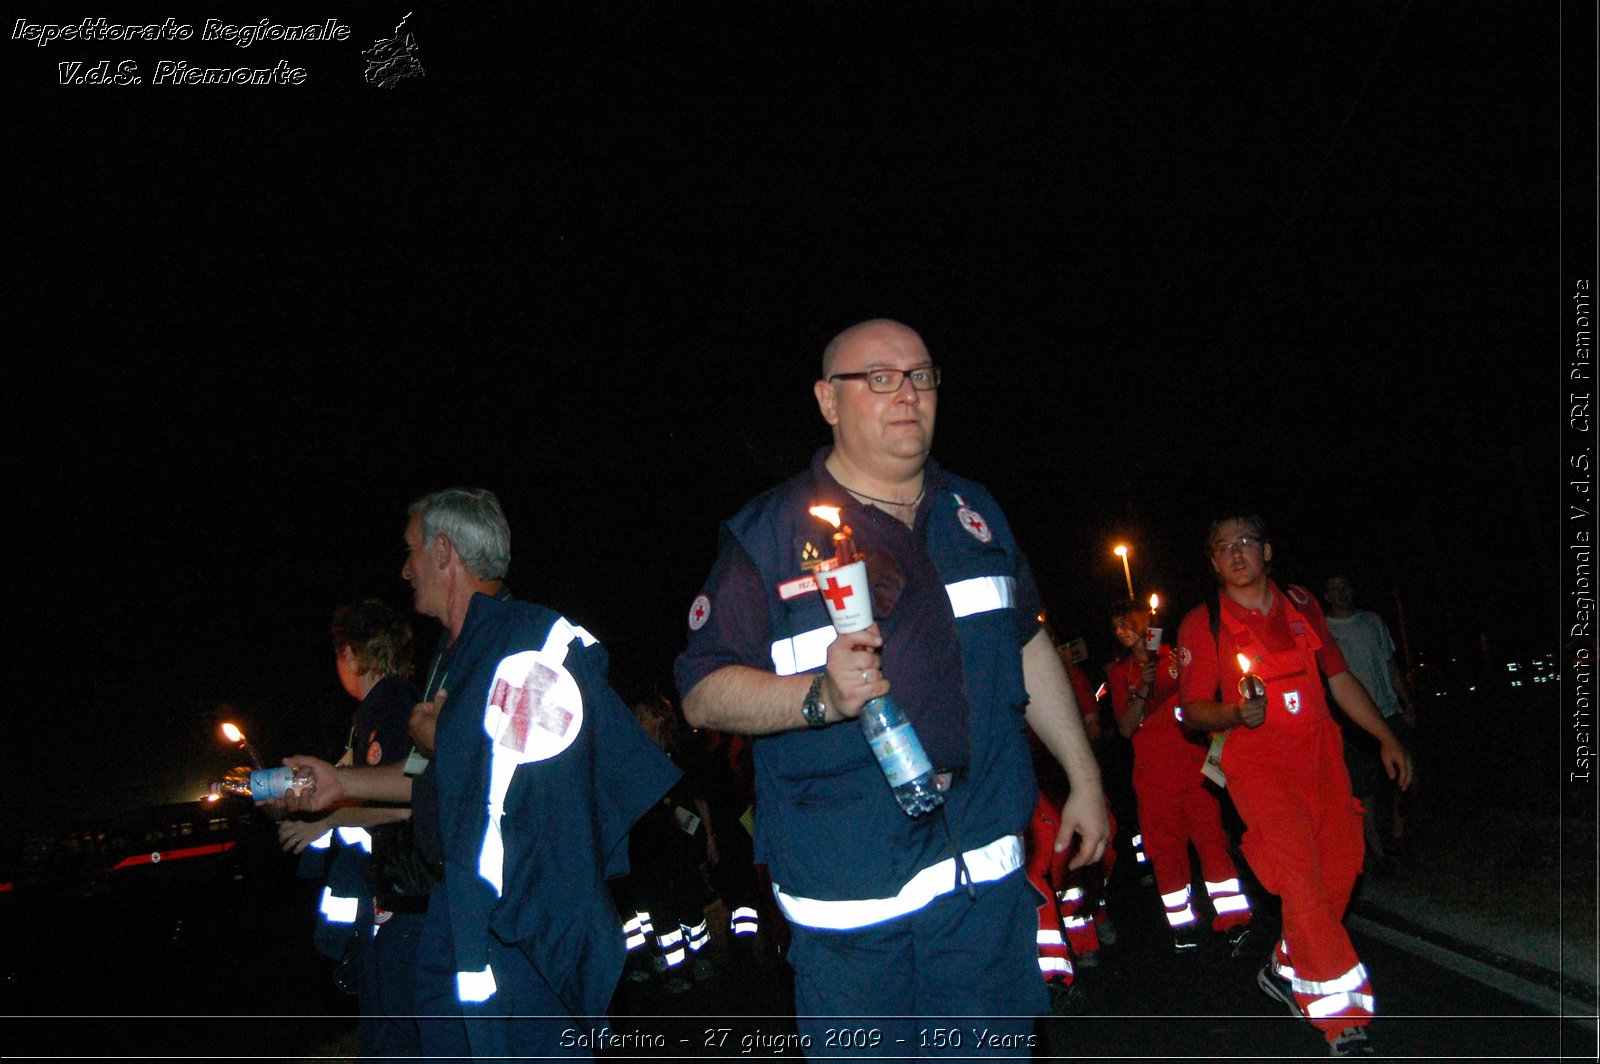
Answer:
[
  {"left": 1035, "top": 928, "right": 1074, "bottom": 983},
  {"left": 655, "top": 927, "right": 687, "bottom": 969},
  {"left": 1232, "top": 720, "right": 1372, "bottom": 1038},
  {"left": 1160, "top": 885, "right": 1197, "bottom": 929},
  {"left": 1205, "top": 877, "right": 1252, "bottom": 931},
  {"left": 684, "top": 918, "right": 710, "bottom": 952},
  {"left": 1024, "top": 793, "right": 1074, "bottom": 986},
  {"left": 730, "top": 906, "right": 759, "bottom": 936},
  {"left": 622, "top": 911, "right": 649, "bottom": 952},
  {"left": 775, "top": 835, "right": 1022, "bottom": 930}
]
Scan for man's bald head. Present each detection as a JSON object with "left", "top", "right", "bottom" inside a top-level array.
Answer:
[{"left": 821, "top": 319, "right": 924, "bottom": 380}]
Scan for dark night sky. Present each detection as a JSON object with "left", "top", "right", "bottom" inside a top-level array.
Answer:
[{"left": 3, "top": 1, "right": 1573, "bottom": 833}]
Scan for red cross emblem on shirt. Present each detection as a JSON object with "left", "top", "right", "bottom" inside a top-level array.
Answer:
[
  {"left": 490, "top": 665, "right": 571, "bottom": 750},
  {"left": 819, "top": 576, "right": 854, "bottom": 611},
  {"left": 958, "top": 507, "right": 993, "bottom": 543},
  {"left": 688, "top": 594, "right": 711, "bottom": 631}
]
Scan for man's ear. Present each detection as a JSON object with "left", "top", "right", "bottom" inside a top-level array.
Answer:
[
  {"left": 434, "top": 534, "right": 453, "bottom": 568},
  {"left": 814, "top": 379, "right": 839, "bottom": 426},
  {"left": 1263, "top": 542, "right": 1273, "bottom": 565}
]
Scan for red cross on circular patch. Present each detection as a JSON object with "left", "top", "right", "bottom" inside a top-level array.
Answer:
[
  {"left": 688, "top": 594, "right": 712, "bottom": 631},
  {"left": 957, "top": 507, "right": 992, "bottom": 543}
]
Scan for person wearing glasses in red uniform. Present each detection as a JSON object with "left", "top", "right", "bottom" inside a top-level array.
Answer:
[{"left": 1175, "top": 515, "right": 1410, "bottom": 1058}]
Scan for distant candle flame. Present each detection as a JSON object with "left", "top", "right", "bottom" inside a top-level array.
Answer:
[
  {"left": 809, "top": 506, "right": 842, "bottom": 529},
  {"left": 1113, "top": 544, "right": 1128, "bottom": 557},
  {"left": 221, "top": 723, "right": 244, "bottom": 743},
  {"left": 1236, "top": 654, "right": 1253, "bottom": 674},
  {"left": 1149, "top": 594, "right": 1159, "bottom": 613}
]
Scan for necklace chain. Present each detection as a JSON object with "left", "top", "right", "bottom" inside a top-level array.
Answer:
[{"left": 839, "top": 480, "right": 926, "bottom": 509}]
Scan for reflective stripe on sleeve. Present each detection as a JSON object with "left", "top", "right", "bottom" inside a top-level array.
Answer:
[
  {"left": 774, "top": 835, "right": 1022, "bottom": 930},
  {"left": 770, "top": 625, "right": 836, "bottom": 677},
  {"left": 457, "top": 966, "right": 497, "bottom": 1003},
  {"left": 945, "top": 576, "right": 1016, "bottom": 618}
]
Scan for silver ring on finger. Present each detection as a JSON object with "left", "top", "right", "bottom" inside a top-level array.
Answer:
[{"left": 862, "top": 670, "right": 870, "bottom": 683}]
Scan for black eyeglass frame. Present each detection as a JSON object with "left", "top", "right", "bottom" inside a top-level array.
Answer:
[{"left": 827, "top": 366, "right": 942, "bottom": 393}]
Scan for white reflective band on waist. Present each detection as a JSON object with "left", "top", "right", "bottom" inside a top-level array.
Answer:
[
  {"left": 307, "top": 831, "right": 333, "bottom": 851},
  {"left": 775, "top": 835, "right": 1022, "bottom": 930},
  {"left": 457, "top": 966, "right": 497, "bottom": 1004},
  {"left": 335, "top": 827, "right": 373, "bottom": 852},
  {"left": 1037, "top": 930, "right": 1065, "bottom": 946},
  {"left": 1039, "top": 957, "right": 1069, "bottom": 974},
  {"left": 945, "top": 576, "right": 1016, "bottom": 618},
  {"left": 1212, "top": 894, "right": 1251, "bottom": 914},
  {"left": 1205, "top": 878, "right": 1242, "bottom": 895},
  {"left": 1306, "top": 992, "right": 1375, "bottom": 1019},
  {"left": 319, "top": 887, "right": 358, "bottom": 925},
  {"left": 770, "top": 625, "right": 836, "bottom": 676}
]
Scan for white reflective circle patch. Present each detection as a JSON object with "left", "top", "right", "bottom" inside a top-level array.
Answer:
[
  {"left": 366, "top": 741, "right": 383, "bottom": 766},
  {"left": 957, "top": 507, "right": 993, "bottom": 543},
  {"left": 1284, "top": 690, "right": 1301, "bottom": 715},
  {"left": 1287, "top": 585, "right": 1309, "bottom": 606},
  {"left": 1177, "top": 646, "right": 1193, "bottom": 667},
  {"left": 484, "top": 650, "right": 583, "bottom": 764},
  {"left": 688, "top": 594, "right": 712, "bottom": 631}
]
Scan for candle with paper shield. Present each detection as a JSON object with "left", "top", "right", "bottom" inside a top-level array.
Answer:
[
  {"left": 1144, "top": 593, "right": 1162, "bottom": 652},
  {"left": 1236, "top": 654, "right": 1266, "bottom": 701},
  {"left": 807, "top": 506, "right": 943, "bottom": 816}
]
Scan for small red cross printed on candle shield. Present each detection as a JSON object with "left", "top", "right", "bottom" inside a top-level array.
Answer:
[{"left": 819, "top": 577, "right": 854, "bottom": 611}]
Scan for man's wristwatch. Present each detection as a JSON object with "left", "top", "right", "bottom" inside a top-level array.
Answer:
[{"left": 801, "top": 673, "right": 829, "bottom": 728}]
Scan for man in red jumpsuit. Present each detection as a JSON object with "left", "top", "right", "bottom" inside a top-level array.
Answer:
[
  {"left": 1107, "top": 601, "right": 1252, "bottom": 955},
  {"left": 1176, "top": 515, "right": 1410, "bottom": 1058}
]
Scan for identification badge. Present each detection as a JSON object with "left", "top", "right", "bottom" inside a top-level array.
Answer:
[{"left": 1202, "top": 733, "right": 1228, "bottom": 788}]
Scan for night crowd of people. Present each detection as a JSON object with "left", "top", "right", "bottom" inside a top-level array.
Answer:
[{"left": 265, "top": 319, "right": 1414, "bottom": 1059}]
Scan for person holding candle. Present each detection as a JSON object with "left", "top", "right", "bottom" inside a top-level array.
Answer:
[
  {"left": 677, "top": 319, "right": 1107, "bottom": 1054},
  {"left": 1106, "top": 600, "right": 1253, "bottom": 956},
  {"left": 1175, "top": 515, "right": 1410, "bottom": 1058}
]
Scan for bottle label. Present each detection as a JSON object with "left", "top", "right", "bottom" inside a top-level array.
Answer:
[
  {"left": 868, "top": 723, "right": 934, "bottom": 788},
  {"left": 249, "top": 767, "right": 293, "bottom": 800}
]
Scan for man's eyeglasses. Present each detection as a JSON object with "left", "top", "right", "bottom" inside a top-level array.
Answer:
[
  {"left": 828, "top": 367, "right": 942, "bottom": 393},
  {"left": 1211, "top": 535, "right": 1264, "bottom": 558}
]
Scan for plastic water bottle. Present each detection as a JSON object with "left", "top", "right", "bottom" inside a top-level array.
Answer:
[
  {"left": 210, "top": 765, "right": 316, "bottom": 801},
  {"left": 858, "top": 695, "right": 944, "bottom": 817}
]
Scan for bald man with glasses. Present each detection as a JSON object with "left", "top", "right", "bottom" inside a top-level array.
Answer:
[{"left": 677, "top": 319, "right": 1107, "bottom": 1055}]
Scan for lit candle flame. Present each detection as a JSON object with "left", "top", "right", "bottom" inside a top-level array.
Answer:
[
  {"left": 1113, "top": 545, "right": 1128, "bottom": 557},
  {"left": 1149, "top": 594, "right": 1159, "bottom": 614},
  {"left": 1236, "top": 653, "right": 1253, "bottom": 674},
  {"left": 808, "top": 505, "right": 857, "bottom": 565},
  {"left": 221, "top": 722, "right": 244, "bottom": 743},
  {"left": 809, "top": 506, "right": 842, "bottom": 529}
]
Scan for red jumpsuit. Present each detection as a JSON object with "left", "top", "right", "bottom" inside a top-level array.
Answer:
[
  {"left": 1024, "top": 660, "right": 1115, "bottom": 982},
  {"left": 1108, "top": 647, "right": 1250, "bottom": 937},
  {"left": 1177, "top": 583, "right": 1371, "bottom": 1041}
]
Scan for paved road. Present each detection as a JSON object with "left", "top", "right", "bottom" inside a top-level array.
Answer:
[{"left": 610, "top": 861, "right": 1596, "bottom": 1060}]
